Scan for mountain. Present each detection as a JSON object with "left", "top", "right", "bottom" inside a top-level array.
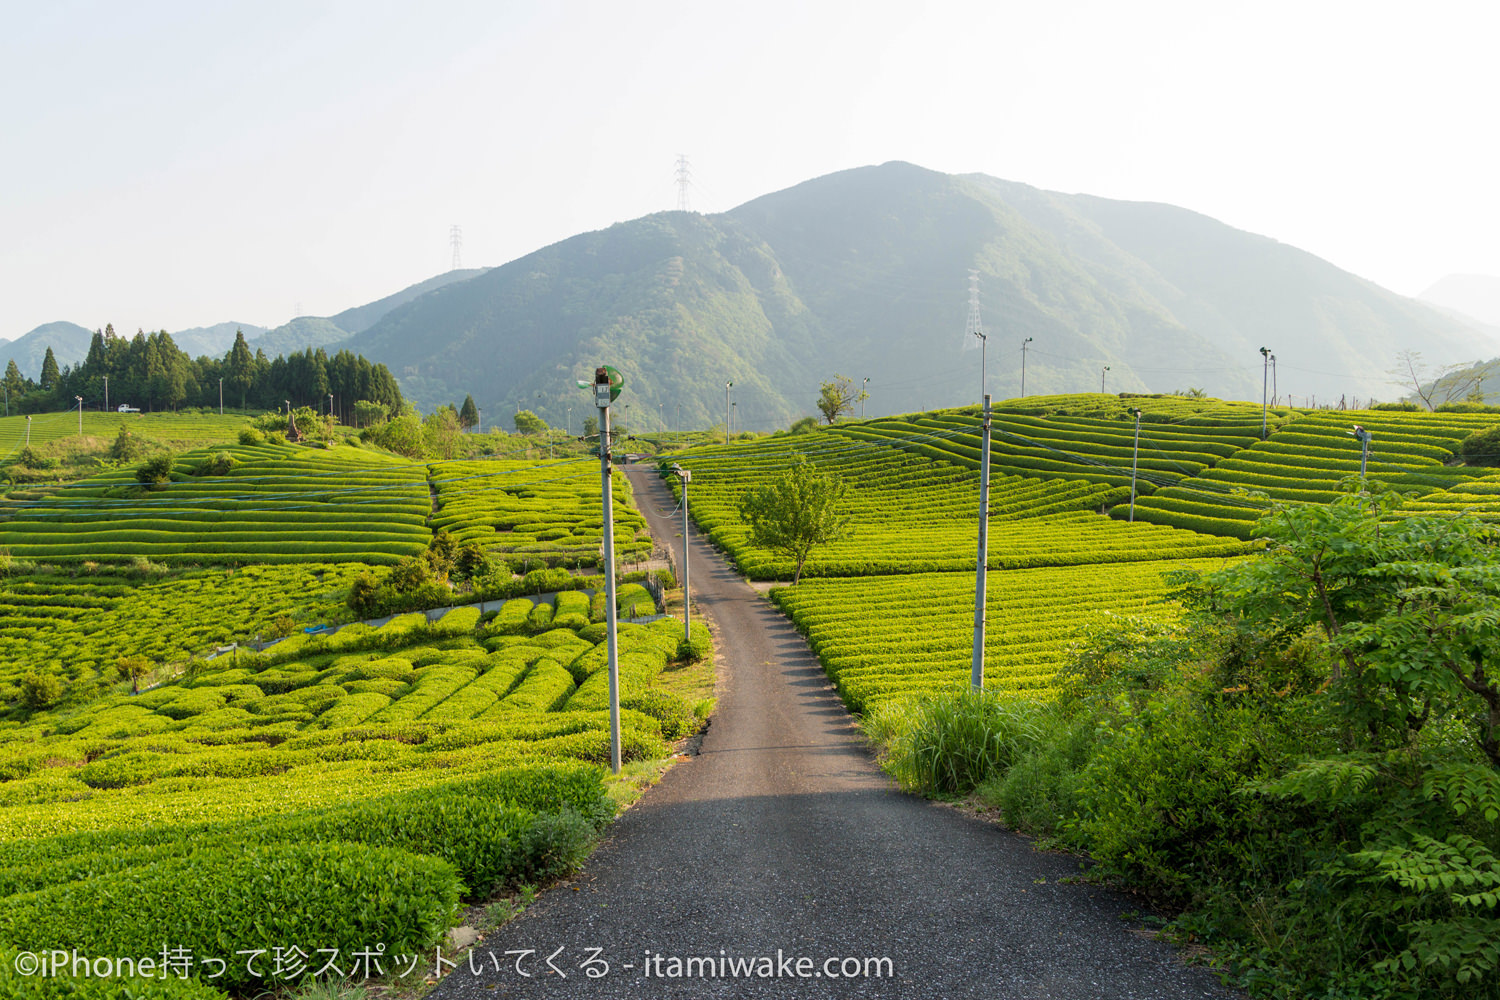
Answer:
[
  {"left": 1420, "top": 274, "right": 1500, "bottom": 328},
  {"left": 170, "top": 322, "right": 268, "bottom": 358},
  {"left": 343, "top": 162, "right": 1498, "bottom": 427},
  {"left": 244, "top": 317, "right": 357, "bottom": 360},
  {"left": 3, "top": 322, "right": 95, "bottom": 379},
  {"left": 241, "top": 269, "right": 490, "bottom": 360},
  {"left": 330, "top": 268, "right": 488, "bottom": 335}
]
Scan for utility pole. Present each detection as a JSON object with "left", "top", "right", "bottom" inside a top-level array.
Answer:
[
  {"left": 675, "top": 155, "right": 692, "bottom": 212},
  {"left": 75, "top": 396, "right": 83, "bottom": 437},
  {"left": 25, "top": 415, "right": 31, "bottom": 446},
  {"left": 968, "top": 270, "right": 986, "bottom": 401},
  {"left": 1021, "top": 337, "right": 1034, "bottom": 396},
  {"left": 731, "top": 400, "right": 736, "bottom": 436},
  {"left": 861, "top": 377, "right": 869, "bottom": 418},
  {"left": 1101, "top": 366, "right": 1110, "bottom": 393},
  {"left": 724, "top": 381, "right": 733, "bottom": 445},
  {"left": 1129, "top": 407, "right": 1142, "bottom": 522},
  {"left": 1259, "top": 347, "right": 1272, "bottom": 439},
  {"left": 672, "top": 464, "right": 692, "bottom": 642},
  {"left": 1271, "top": 354, "right": 1278, "bottom": 406},
  {"left": 329, "top": 394, "right": 334, "bottom": 423},
  {"left": 971, "top": 393, "right": 992, "bottom": 691},
  {"left": 587, "top": 365, "right": 625, "bottom": 774}
]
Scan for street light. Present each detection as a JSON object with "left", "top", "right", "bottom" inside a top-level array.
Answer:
[
  {"left": 1101, "top": 366, "right": 1110, "bottom": 394},
  {"left": 861, "top": 376, "right": 869, "bottom": 418},
  {"left": 1259, "top": 347, "right": 1272, "bottom": 439},
  {"left": 724, "top": 381, "right": 733, "bottom": 445},
  {"left": 1021, "top": 337, "right": 1034, "bottom": 396}
]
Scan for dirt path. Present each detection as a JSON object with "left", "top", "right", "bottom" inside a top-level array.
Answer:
[{"left": 430, "top": 466, "right": 1241, "bottom": 999}]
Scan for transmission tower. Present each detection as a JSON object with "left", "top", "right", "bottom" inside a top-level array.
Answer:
[
  {"left": 450, "top": 225, "right": 463, "bottom": 271},
  {"left": 675, "top": 155, "right": 692, "bottom": 211}
]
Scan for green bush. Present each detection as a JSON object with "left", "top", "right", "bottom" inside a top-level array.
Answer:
[
  {"left": 875, "top": 689, "right": 1041, "bottom": 796},
  {"left": 1459, "top": 425, "right": 1500, "bottom": 466},
  {"left": 134, "top": 453, "right": 174, "bottom": 488},
  {"left": 0, "top": 842, "right": 460, "bottom": 990},
  {"left": 0, "top": 948, "right": 229, "bottom": 999}
]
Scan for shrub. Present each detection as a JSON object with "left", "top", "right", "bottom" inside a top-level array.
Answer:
[
  {"left": 134, "top": 453, "right": 174, "bottom": 488},
  {"left": 18, "top": 671, "right": 64, "bottom": 710},
  {"left": 108, "top": 425, "right": 147, "bottom": 461},
  {"left": 15, "top": 446, "right": 56, "bottom": 469},
  {"left": 876, "top": 689, "right": 1041, "bottom": 796},
  {"left": 237, "top": 427, "right": 263, "bottom": 446},
  {"left": 1459, "top": 425, "right": 1500, "bottom": 466},
  {"left": 0, "top": 842, "right": 460, "bottom": 991},
  {"left": 198, "top": 451, "right": 236, "bottom": 476}
]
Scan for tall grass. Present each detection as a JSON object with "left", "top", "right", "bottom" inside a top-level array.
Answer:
[{"left": 865, "top": 688, "right": 1042, "bottom": 796}]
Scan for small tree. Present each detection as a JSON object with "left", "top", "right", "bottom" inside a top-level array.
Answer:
[
  {"left": 1390, "top": 350, "right": 1497, "bottom": 411},
  {"left": 816, "top": 374, "right": 865, "bottom": 424},
  {"left": 737, "top": 456, "right": 850, "bottom": 583},
  {"left": 114, "top": 655, "right": 151, "bottom": 695},
  {"left": 515, "top": 410, "right": 548, "bottom": 435},
  {"left": 459, "top": 394, "right": 480, "bottom": 430},
  {"left": 135, "top": 453, "right": 174, "bottom": 488}
]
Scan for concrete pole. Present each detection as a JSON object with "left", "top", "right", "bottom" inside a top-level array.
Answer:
[
  {"left": 971, "top": 394, "right": 992, "bottom": 691},
  {"left": 599, "top": 395, "right": 622, "bottom": 774}
]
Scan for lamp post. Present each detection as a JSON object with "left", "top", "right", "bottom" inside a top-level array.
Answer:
[
  {"left": 1259, "top": 347, "right": 1271, "bottom": 439},
  {"left": 1021, "top": 337, "right": 1034, "bottom": 396},
  {"left": 861, "top": 376, "right": 869, "bottom": 418},
  {"left": 724, "top": 381, "right": 733, "bottom": 445},
  {"left": 671, "top": 463, "right": 692, "bottom": 642},
  {"left": 1101, "top": 366, "right": 1110, "bottom": 393},
  {"left": 75, "top": 395, "right": 83, "bottom": 437}
]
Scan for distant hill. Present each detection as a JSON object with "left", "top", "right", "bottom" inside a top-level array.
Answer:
[
  {"left": 343, "top": 162, "right": 1498, "bottom": 427},
  {"left": 1420, "top": 274, "right": 1500, "bottom": 328},
  {"left": 330, "top": 268, "right": 487, "bottom": 335},
  {"left": 3, "top": 322, "right": 95, "bottom": 379},
  {"left": 170, "top": 322, "right": 268, "bottom": 359},
  {"left": 244, "top": 317, "right": 355, "bottom": 359},
  {"left": 240, "top": 269, "right": 490, "bottom": 360}
]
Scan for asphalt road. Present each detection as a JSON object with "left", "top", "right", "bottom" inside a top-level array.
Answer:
[{"left": 430, "top": 465, "right": 1241, "bottom": 1000}]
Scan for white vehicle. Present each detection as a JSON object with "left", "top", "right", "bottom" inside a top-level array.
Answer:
[{"left": 117, "top": 404, "right": 140, "bottom": 413}]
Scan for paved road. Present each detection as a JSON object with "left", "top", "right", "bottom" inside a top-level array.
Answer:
[{"left": 431, "top": 466, "right": 1240, "bottom": 999}]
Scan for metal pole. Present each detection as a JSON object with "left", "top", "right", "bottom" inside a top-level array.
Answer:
[
  {"left": 1021, "top": 337, "right": 1033, "bottom": 396},
  {"left": 1260, "top": 347, "right": 1270, "bottom": 439},
  {"left": 971, "top": 394, "right": 991, "bottom": 691},
  {"left": 26, "top": 415, "right": 31, "bottom": 445},
  {"left": 1271, "top": 355, "right": 1277, "bottom": 406},
  {"left": 599, "top": 394, "right": 622, "bottom": 774},
  {"left": 1101, "top": 366, "right": 1109, "bottom": 393},
  {"left": 76, "top": 396, "right": 83, "bottom": 436},
  {"left": 1129, "top": 408, "right": 1142, "bottom": 522},
  {"left": 724, "top": 381, "right": 732, "bottom": 445},
  {"left": 677, "top": 467, "right": 692, "bottom": 642},
  {"left": 861, "top": 377, "right": 869, "bottom": 418}
]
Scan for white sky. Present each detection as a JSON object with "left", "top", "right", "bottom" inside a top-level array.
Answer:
[{"left": 2, "top": 0, "right": 1495, "bottom": 338}]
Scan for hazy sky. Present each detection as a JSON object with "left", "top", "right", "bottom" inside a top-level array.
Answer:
[{"left": 3, "top": 0, "right": 1495, "bottom": 339}]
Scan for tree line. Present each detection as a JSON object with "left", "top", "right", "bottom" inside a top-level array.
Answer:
[{"left": 2, "top": 326, "right": 403, "bottom": 422}]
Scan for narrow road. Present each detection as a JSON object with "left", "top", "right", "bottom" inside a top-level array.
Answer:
[{"left": 431, "top": 466, "right": 1240, "bottom": 999}]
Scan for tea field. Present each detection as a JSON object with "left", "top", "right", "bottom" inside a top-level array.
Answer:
[
  {"left": 0, "top": 603, "right": 710, "bottom": 995},
  {"left": 664, "top": 392, "right": 1500, "bottom": 715}
]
